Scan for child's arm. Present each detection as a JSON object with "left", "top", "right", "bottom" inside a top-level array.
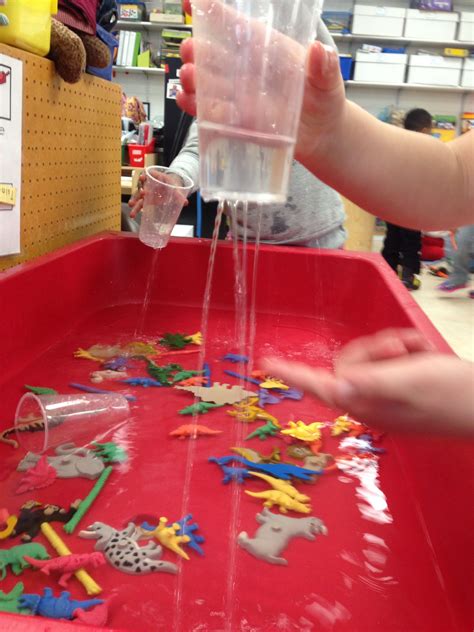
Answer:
[{"left": 298, "top": 43, "right": 474, "bottom": 230}]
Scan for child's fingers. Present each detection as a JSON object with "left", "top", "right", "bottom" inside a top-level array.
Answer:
[
  {"left": 306, "top": 41, "right": 342, "bottom": 93},
  {"left": 180, "top": 40, "right": 195, "bottom": 65},
  {"left": 176, "top": 90, "right": 197, "bottom": 117},
  {"left": 130, "top": 199, "right": 143, "bottom": 218}
]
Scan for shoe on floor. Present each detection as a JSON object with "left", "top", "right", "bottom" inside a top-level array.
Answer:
[
  {"left": 436, "top": 281, "right": 468, "bottom": 293},
  {"left": 401, "top": 269, "right": 421, "bottom": 291}
]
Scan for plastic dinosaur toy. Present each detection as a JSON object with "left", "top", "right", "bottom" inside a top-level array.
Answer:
[
  {"left": 24, "top": 385, "right": 58, "bottom": 395},
  {"left": 144, "top": 359, "right": 183, "bottom": 385},
  {"left": 177, "top": 382, "right": 256, "bottom": 405},
  {"left": 176, "top": 376, "right": 207, "bottom": 387},
  {"left": 16, "top": 455, "right": 57, "bottom": 495},
  {"left": 229, "top": 400, "right": 280, "bottom": 426},
  {"left": 159, "top": 333, "right": 191, "bottom": 350},
  {"left": 208, "top": 458, "right": 251, "bottom": 484},
  {"left": 169, "top": 424, "right": 223, "bottom": 440},
  {"left": 69, "top": 383, "right": 136, "bottom": 403},
  {"left": 172, "top": 369, "right": 204, "bottom": 384},
  {"left": 174, "top": 515, "right": 205, "bottom": 556},
  {"left": 19, "top": 587, "right": 106, "bottom": 625},
  {"left": 203, "top": 362, "right": 211, "bottom": 386},
  {"left": 103, "top": 356, "right": 130, "bottom": 371},
  {"left": 139, "top": 517, "right": 191, "bottom": 560},
  {"left": 10, "top": 500, "right": 81, "bottom": 542},
  {"left": 278, "top": 387, "right": 304, "bottom": 401},
  {"left": 286, "top": 444, "right": 314, "bottom": 460},
  {"left": 0, "top": 582, "right": 27, "bottom": 614},
  {"left": 90, "top": 369, "right": 128, "bottom": 383},
  {"left": 231, "top": 447, "right": 282, "bottom": 464},
  {"left": 18, "top": 444, "right": 105, "bottom": 480},
  {"left": 258, "top": 389, "right": 281, "bottom": 406},
  {"left": 222, "top": 354, "right": 249, "bottom": 363},
  {"left": 238, "top": 508, "right": 327, "bottom": 565},
  {"left": 332, "top": 414, "right": 361, "bottom": 437},
  {"left": 224, "top": 370, "right": 261, "bottom": 386},
  {"left": 74, "top": 348, "right": 103, "bottom": 362},
  {"left": 179, "top": 402, "right": 223, "bottom": 415},
  {"left": 120, "top": 377, "right": 162, "bottom": 387},
  {"left": 125, "top": 341, "right": 158, "bottom": 356},
  {"left": 24, "top": 552, "right": 105, "bottom": 588},
  {"left": 259, "top": 378, "right": 289, "bottom": 390},
  {"left": 79, "top": 522, "right": 177, "bottom": 574},
  {"left": 281, "top": 421, "right": 325, "bottom": 443},
  {"left": 209, "top": 456, "right": 320, "bottom": 482},
  {"left": 245, "top": 489, "right": 311, "bottom": 514},
  {"left": 245, "top": 421, "right": 280, "bottom": 441},
  {"left": 248, "top": 472, "right": 311, "bottom": 504},
  {"left": 1, "top": 419, "right": 45, "bottom": 449},
  {"left": 0, "top": 542, "right": 49, "bottom": 579},
  {"left": 91, "top": 442, "right": 128, "bottom": 463},
  {"left": 185, "top": 332, "right": 203, "bottom": 345}
]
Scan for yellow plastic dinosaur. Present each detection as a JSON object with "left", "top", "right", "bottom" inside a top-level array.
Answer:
[
  {"left": 245, "top": 490, "right": 311, "bottom": 514},
  {"left": 73, "top": 348, "right": 102, "bottom": 362},
  {"left": 281, "top": 421, "right": 325, "bottom": 443},
  {"left": 185, "top": 332, "right": 203, "bottom": 346},
  {"left": 259, "top": 378, "right": 289, "bottom": 390},
  {"left": 140, "top": 517, "right": 190, "bottom": 560},
  {"left": 248, "top": 472, "right": 311, "bottom": 505},
  {"left": 227, "top": 400, "right": 281, "bottom": 428}
]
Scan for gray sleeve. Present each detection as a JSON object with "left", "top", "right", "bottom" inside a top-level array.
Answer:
[{"left": 169, "top": 120, "right": 200, "bottom": 195}]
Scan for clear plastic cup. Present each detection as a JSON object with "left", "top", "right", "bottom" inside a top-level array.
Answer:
[
  {"left": 14, "top": 392, "right": 130, "bottom": 454},
  {"left": 192, "top": 0, "right": 321, "bottom": 203},
  {"left": 139, "top": 166, "right": 194, "bottom": 249}
]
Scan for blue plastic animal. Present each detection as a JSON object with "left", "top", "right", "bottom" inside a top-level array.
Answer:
[
  {"left": 103, "top": 357, "right": 130, "bottom": 371},
  {"left": 141, "top": 514, "right": 206, "bottom": 557},
  {"left": 120, "top": 377, "right": 162, "bottom": 387},
  {"left": 223, "top": 370, "right": 260, "bottom": 386},
  {"left": 223, "top": 354, "right": 249, "bottom": 364},
  {"left": 208, "top": 458, "right": 251, "bottom": 484},
  {"left": 202, "top": 363, "right": 211, "bottom": 387},
  {"left": 19, "top": 588, "right": 103, "bottom": 621},
  {"left": 258, "top": 389, "right": 281, "bottom": 407},
  {"left": 209, "top": 456, "right": 321, "bottom": 482},
  {"left": 277, "top": 387, "right": 304, "bottom": 401}
]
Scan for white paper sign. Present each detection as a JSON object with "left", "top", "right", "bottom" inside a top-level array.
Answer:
[{"left": 0, "top": 54, "right": 22, "bottom": 256}]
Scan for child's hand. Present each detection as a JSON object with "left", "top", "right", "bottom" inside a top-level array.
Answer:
[
  {"left": 128, "top": 171, "right": 188, "bottom": 218},
  {"left": 177, "top": 3, "right": 346, "bottom": 162},
  {"left": 263, "top": 329, "right": 474, "bottom": 436}
]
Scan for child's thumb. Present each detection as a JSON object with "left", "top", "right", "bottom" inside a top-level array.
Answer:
[{"left": 307, "top": 41, "right": 343, "bottom": 93}]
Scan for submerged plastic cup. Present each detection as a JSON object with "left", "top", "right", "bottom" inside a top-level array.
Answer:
[
  {"left": 192, "top": 0, "right": 321, "bottom": 203},
  {"left": 139, "top": 166, "right": 194, "bottom": 249},
  {"left": 14, "top": 392, "right": 130, "bottom": 454}
]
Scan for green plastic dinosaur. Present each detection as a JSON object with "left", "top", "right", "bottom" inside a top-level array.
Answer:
[
  {"left": 24, "top": 385, "right": 58, "bottom": 395},
  {"left": 0, "top": 543, "right": 49, "bottom": 579},
  {"left": 159, "top": 333, "right": 190, "bottom": 350},
  {"left": 144, "top": 359, "right": 183, "bottom": 385},
  {"left": 0, "top": 582, "right": 28, "bottom": 614},
  {"left": 91, "top": 441, "right": 128, "bottom": 463},
  {"left": 172, "top": 369, "right": 204, "bottom": 384},
  {"left": 179, "top": 402, "right": 223, "bottom": 415},
  {"left": 245, "top": 421, "right": 279, "bottom": 441}
]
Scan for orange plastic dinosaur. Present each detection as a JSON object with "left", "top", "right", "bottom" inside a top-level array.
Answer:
[{"left": 169, "top": 425, "right": 223, "bottom": 440}]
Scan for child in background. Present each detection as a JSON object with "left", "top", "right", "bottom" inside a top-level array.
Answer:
[
  {"left": 437, "top": 225, "right": 474, "bottom": 297},
  {"left": 381, "top": 109, "right": 433, "bottom": 290}
]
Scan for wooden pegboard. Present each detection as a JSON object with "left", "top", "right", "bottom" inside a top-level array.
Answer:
[{"left": 0, "top": 43, "right": 122, "bottom": 271}]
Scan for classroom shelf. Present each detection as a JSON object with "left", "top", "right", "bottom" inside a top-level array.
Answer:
[
  {"left": 116, "top": 20, "right": 192, "bottom": 31},
  {"left": 345, "top": 80, "right": 473, "bottom": 93},
  {"left": 113, "top": 65, "right": 165, "bottom": 75},
  {"left": 333, "top": 33, "right": 474, "bottom": 47}
]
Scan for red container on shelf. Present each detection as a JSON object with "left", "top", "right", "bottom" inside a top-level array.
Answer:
[
  {"left": 0, "top": 233, "right": 472, "bottom": 632},
  {"left": 127, "top": 138, "right": 155, "bottom": 167}
]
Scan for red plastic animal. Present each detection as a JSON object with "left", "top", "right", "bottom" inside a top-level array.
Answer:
[
  {"left": 169, "top": 425, "right": 223, "bottom": 440},
  {"left": 23, "top": 552, "right": 105, "bottom": 587},
  {"left": 16, "top": 456, "right": 57, "bottom": 495}
]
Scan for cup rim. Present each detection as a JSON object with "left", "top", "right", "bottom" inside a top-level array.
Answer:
[
  {"left": 145, "top": 166, "right": 194, "bottom": 192},
  {"left": 14, "top": 392, "right": 48, "bottom": 454}
]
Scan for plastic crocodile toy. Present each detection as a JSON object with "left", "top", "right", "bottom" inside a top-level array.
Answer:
[
  {"left": 179, "top": 402, "right": 223, "bottom": 415},
  {"left": 19, "top": 587, "right": 106, "bottom": 624},
  {"left": 0, "top": 543, "right": 49, "bottom": 579},
  {"left": 0, "top": 582, "right": 27, "bottom": 614},
  {"left": 24, "top": 552, "right": 105, "bottom": 588},
  {"left": 120, "top": 377, "right": 162, "bottom": 387},
  {"left": 245, "top": 420, "right": 280, "bottom": 441}
]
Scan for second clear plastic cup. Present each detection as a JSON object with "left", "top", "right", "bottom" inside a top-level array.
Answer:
[
  {"left": 192, "top": 0, "right": 321, "bottom": 203},
  {"left": 15, "top": 392, "right": 131, "bottom": 454},
  {"left": 139, "top": 166, "right": 194, "bottom": 249}
]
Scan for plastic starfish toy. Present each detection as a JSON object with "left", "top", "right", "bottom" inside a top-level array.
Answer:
[
  {"left": 185, "top": 332, "right": 203, "bottom": 346},
  {"left": 140, "top": 518, "right": 191, "bottom": 560}
]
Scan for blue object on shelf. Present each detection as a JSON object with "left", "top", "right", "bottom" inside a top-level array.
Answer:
[
  {"left": 87, "top": 24, "right": 118, "bottom": 82},
  {"left": 382, "top": 47, "right": 407, "bottom": 54},
  {"left": 339, "top": 55, "right": 353, "bottom": 81},
  {"left": 322, "top": 11, "right": 352, "bottom": 34}
]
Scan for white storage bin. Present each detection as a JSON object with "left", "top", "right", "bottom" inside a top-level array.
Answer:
[
  {"left": 458, "top": 12, "right": 474, "bottom": 42},
  {"left": 408, "top": 55, "right": 462, "bottom": 86},
  {"left": 461, "top": 58, "right": 474, "bottom": 89},
  {"left": 352, "top": 5, "right": 406, "bottom": 37},
  {"left": 354, "top": 51, "right": 408, "bottom": 84},
  {"left": 404, "top": 10, "right": 458, "bottom": 41}
]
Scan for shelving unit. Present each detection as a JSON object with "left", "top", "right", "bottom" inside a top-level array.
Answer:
[
  {"left": 116, "top": 20, "right": 192, "bottom": 31},
  {"left": 346, "top": 80, "right": 472, "bottom": 93},
  {"left": 334, "top": 33, "right": 473, "bottom": 47},
  {"left": 114, "top": 66, "right": 165, "bottom": 75}
]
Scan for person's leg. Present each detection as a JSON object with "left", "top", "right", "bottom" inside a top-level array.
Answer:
[
  {"left": 438, "top": 225, "right": 474, "bottom": 291},
  {"left": 381, "top": 223, "right": 401, "bottom": 272},
  {"left": 400, "top": 228, "right": 422, "bottom": 274}
]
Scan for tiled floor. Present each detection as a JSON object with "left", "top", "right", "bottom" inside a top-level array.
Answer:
[{"left": 412, "top": 269, "right": 474, "bottom": 361}]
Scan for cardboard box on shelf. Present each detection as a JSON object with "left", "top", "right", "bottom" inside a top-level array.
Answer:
[
  {"left": 150, "top": 11, "right": 184, "bottom": 23},
  {"left": 461, "top": 112, "right": 474, "bottom": 134},
  {"left": 352, "top": 5, "right": 406, "bottom": 37},
  {"left": 431, "top": 115, "right": 457, "bottom": 142},
  {"left": 458, "top": 12, "right": 474, "bottom": 42},
  {"left": 407, "top": 54, "right": 462, "bottom": 86},
  {"left": 354, "top": 51, "right": 408, "bottom": 83},
  {"left": 461, "top": 57, "right": 474, "bottom": 89},
  {"left": 404, "top": 10, "right": 459, "bottom": 41}
]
